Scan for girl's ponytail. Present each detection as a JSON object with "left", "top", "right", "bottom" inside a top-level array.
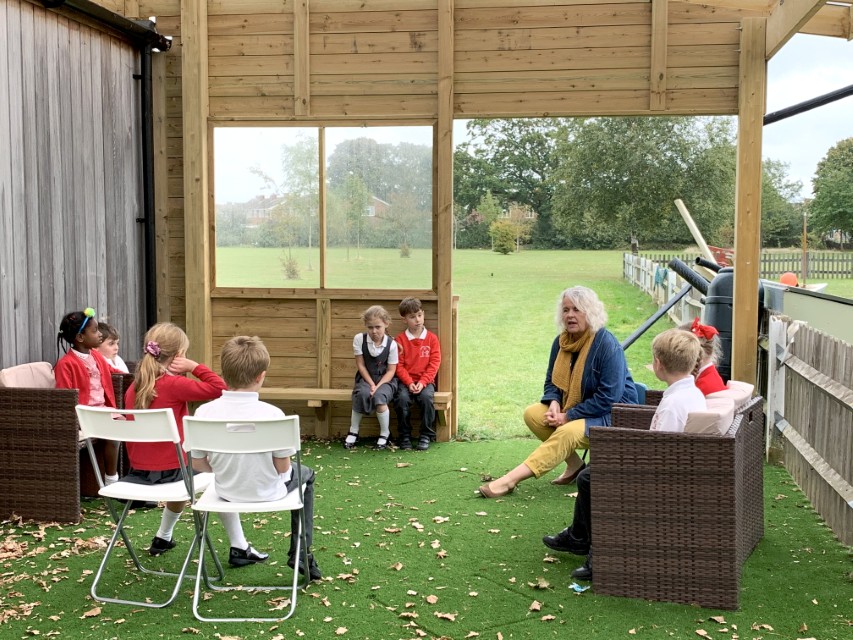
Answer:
[{"left": 133, "top": 322, "right": 190, "bottom": 409}]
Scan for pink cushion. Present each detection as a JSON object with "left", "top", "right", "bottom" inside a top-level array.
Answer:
[
  {"left": 706, "top": 380, "right": 754, "bottom": 408},
  {"left": 684, "top": 397, "right": 736, "bottom": 435},
  {"left": 0, "top": 362, "right": 56, "bottom": 389}
]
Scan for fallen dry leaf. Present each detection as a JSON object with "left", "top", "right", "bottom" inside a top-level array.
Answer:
[
  {"left": 475, "top": 511, "right": 487, "bottom": 516},
  {"left": 436, "top": 549, "right": 448, "bottom": 559},
  {"left": 399, "top": 612, "right": 419, "bottom": 619},
  {"left": 469, "top": 591, "right": 478, "bottom": 596},
  {"left": 390, "top": 562, "right": 404, "bottom": 571},
  {"left": 181, "top": 629, "right": 201, "bottom": 635},
  {"left": 529, "top": 600, "right": 541, "bottom": 612},
  {"left": 628, "top": 630, "right": 636, "bottom": 635},
  {"left": 80, "top": 607, "right": 101, "bottom": 619},
  {"left": 709, "top": 616, "right": 726, "bottom": 624},
  {"left": 798, "top": 623, "right": 809, "bottom": 632},
  {"left": 434, "top": 611, "right": 457, "bottom": 621},
  {"left": 411, "top": 522, "right": 424, "bottom": 531},
  {"left": 433, "top": 516, "right": 450, "bottom": 524},
  {"left": 543, "top": 555, "right": 558, "bottom": 563},
  {"left": 541, "top": 615, "right": 556, "bottom": 621},
  {"left": 335, "top": 628, "right": 347, "bottom": 635},
  {"left": 384, "top": 527, "right": 401, "bottom": 534},
  {"left": 695, "top": 630, "right": 710, "bottom": 638},
  {"left": 488, "top": 529, "right": 500, "bottom": 534},
  {"left": 426, "top": 594, "right": 438, "bottom": 604},
  {"left": 528, "top": 577, "right": 550, "bottom": 590},
  {"left": 751, "top": 623, "right": 774, "bottom": 631},
  {"left": 465, "top": 633, "right": 479, "bottom": 638},
  {"left": 395, "top": 463, "right": 412, "bottom": 468}
]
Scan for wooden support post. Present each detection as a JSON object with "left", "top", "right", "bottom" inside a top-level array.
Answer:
[
  {"left": 315, "top": 298, "right": 331, "bottom": 438},
  {"left": 649, "top": 0, "right": 668, "bottom": 111},
  {"left": 293, "top": 0, "right": 310, "bottom": 116},
  {"left": 152, "top": 52, "right": 170, "bottom": 322},
  {"left": 181, "top": 0, "right": 212, "bottom": 364},
  {"left": 732, "top": 17, "right": 766, "bottom": 385},
  {"left": 435, "top": 0, "right": 454, "bottom": 441}
]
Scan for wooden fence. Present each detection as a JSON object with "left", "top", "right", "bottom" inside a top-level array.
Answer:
[
  {"left": 641, "top": 251, "right": 853, "bottom": 280},
  {"left": 767, "top": 316, "right": 853, "bottom": 546},
  {"left": 623, "top": 253, "right": 703, "bottom": 325}
]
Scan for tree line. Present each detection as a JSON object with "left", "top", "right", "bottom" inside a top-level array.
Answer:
[{"left": 454, "top": 118, "right": 852, "bottom": 252}]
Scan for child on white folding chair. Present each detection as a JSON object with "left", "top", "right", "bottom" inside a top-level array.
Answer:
[
  {"left": 191, "top": 336, "right": 322, "bottom": 579},
  {"left": 124, "top": 322, "right": 227, "bottom": 556}
]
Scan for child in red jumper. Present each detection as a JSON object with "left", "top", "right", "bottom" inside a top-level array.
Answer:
[
  {"left": 55, "top": 307, "right": 124, "bottom": 484},
  {"left": 393, "top": 297, "right": 442, "bottom": 451},
  {"left": 680, "top": 317, "right": 726, "bottom": 395},
  {"left": 124, "top": 322, "right": 226, "bottom": 556}
]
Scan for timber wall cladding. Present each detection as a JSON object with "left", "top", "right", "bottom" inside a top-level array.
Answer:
[
  {"left": 210, "top": 297, "right": 437, "bottom": 436},
  {"left": 0, "top": 0, "right": 146, "bottom": 368},
  {"left": 143, "top": 0, "right": 761, "bottom": 329}
]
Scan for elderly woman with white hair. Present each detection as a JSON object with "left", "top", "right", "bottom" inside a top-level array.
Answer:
[{"left": 478, "top": 286, "right": 638, "bottom": 498}]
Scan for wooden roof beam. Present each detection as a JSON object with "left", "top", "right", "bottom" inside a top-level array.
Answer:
[
  {"left": 650, "top": 0, "right": 668, "bottom": 111},
  {"left": 766, "top": 0, "right": 830, "bottom": 58},
  {"left": 803, "top": 2, "right": 853, "bottom": 40}
]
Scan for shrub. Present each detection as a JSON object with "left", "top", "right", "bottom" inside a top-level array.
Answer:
[
  {"left": 281, "top": 254, "right": 300, "bottom": 280},
  {"left": 489, "top": 220, "right": 516, "bottom": 254},
  {"left": 399, "top": 242, "right": 411, "bottom": 258}
]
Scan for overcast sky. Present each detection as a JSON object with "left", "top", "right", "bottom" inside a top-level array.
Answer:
[{"left": 215, "top": 33, "right": 853, "bottom": 204}]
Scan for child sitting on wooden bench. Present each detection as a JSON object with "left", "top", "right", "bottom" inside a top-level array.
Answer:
[{"left": 542, "top": 328, "right": 706, "bottom": 581}]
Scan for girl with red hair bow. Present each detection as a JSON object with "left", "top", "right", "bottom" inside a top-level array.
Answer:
[{"left": 679, "top": 318, "right": 726, "bottom": 395}]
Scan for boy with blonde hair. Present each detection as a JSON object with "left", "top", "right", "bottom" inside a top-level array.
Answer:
[
  {"left": 542, "top": 328, "right": 706, "bottom": 581},
  {"left": 649, "top": 328, "right": 706, "bottom": 432},
  {"left": 191, "top": 336, "right": 321, "bottom": 579}
]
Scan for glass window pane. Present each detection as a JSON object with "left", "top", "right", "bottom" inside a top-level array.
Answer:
[
  {"left": 324, "top": 126, "right": 433, "bottom": 289},
  {"left": 214, "top": 127, "right": 320, "bottom": 288}
]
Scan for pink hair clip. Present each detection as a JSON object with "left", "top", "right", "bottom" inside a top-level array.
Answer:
[{"left": 145, "top": 341, "right": 161, "bottom": 357}]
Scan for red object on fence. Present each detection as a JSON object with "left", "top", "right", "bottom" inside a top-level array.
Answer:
[{"left": 707, "top": 246, "right": 734, "bottom": 267}]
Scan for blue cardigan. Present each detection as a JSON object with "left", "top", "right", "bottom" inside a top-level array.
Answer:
[{"left": 540, "top": 328, "right": 638, "bottom": 433}]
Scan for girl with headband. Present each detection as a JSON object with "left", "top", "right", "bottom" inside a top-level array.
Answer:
[{"left": 680, "top": 317, "right": 726, "bottom": 395}]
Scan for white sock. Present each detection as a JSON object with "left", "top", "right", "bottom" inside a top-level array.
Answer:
[
  {"left": 377, "top": 409, "right": 391, "bottom": 439},
  {"left": 156, "top": 507, "right": 182, "bottom": 541},
  {"left": 104, "top": 473, "right": 119, "bottom": 486},
  {"left": 346, "top": 412, "right": 363, "bottom": 444},
  {"left": 219, "top": 512, "right": 248, "bottom": 550}
]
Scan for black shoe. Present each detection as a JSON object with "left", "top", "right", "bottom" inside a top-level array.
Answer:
[
  {"left": 287, "top": 552, "right": 323, "bottom": 581},
  {"left": 399, "top": 437, "right": 413, "bottom": 450},
  {"left": 229, "top": 544, "right": 269, "bottom": 567},
  {"left": 542, "top": 527, "right": 590, "bottom": 555},
  {"left": 149, "top": 536, "right": 177, "bottom": 556},
  {"left": 372, "top": 436, "right": 389, "bottom": 451},
  {"left": 416, "top": 436, "right": 430, "bottom": 451},
  {"left": 130, "top": 500, "right": 158, "bottom": 509},
  {"left": 343, "top": 431, "right": 359, "bottom": 449},
  {"left": 571, "top": 555, "right": 592, "bottom": 581}
]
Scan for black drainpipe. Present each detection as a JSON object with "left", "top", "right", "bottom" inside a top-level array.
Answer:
[
  {"left": 42, "top": 1, "right": 170, "bottom": 329},
  {"left": 138, "top": 45, "right": 157, "bottom": 329}
]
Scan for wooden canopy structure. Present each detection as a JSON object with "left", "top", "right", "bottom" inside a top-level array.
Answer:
[{"left": 3, "top": 0, "right": 851, "bottom": 439}]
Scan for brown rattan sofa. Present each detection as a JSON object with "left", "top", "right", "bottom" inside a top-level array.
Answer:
[
  {"left": 0, "top": 364, "right": 133, "bottom": 523},
  {"left": 589, "top": 394, "right": 764, "bottom": 610}
]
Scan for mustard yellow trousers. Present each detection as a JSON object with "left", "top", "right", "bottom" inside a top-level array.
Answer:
[{"left": 522, "top": 403, "right": 588, "bottom": 478}]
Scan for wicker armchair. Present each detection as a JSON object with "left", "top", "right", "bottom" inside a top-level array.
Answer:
[
  {"left": 0, "top": 369, "right": 134, "bottom": 523},
  {"left": 589, "top": 395, "right": 764, "bottom": 610}
]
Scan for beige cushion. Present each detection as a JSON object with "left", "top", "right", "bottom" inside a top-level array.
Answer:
[
  {"left": 0, "top": 362, "right": 56, "bottom": 389},
  {"left": 706, "top": 380, "right": 754, "bottom": 409},
  {"left": 684, "top": 397, "right": 736, "bottom": 435}
]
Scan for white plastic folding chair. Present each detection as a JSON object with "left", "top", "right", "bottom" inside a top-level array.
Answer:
[
  {"left": 75, "top": 405, "right": 220, "bottom": 609},
  {"left": 183, "top": 415, "right": 310, "bottom": 623}
]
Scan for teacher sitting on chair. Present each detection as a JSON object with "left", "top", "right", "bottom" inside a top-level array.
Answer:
[{"left": 478, "top": 286, "right": 638, "bottom": 498}]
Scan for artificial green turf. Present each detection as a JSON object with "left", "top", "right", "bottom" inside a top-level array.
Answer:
[{"left": 3, "top": 441, "right": 851, "bottom": 639}]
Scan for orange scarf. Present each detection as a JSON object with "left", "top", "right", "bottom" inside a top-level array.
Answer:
[{"left": 551, "top": 329, "right": 593, "bottom": 412}]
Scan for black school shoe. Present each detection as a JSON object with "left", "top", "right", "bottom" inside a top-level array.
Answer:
[
  {"left": 571, "top": 554, "right": 593, "bottom": 580},
  {"left": 542, "top": 527, "right": 590, "bottom": 555},
  {"left": 416, "top": 436, "right": 430, "bottom": 451},
  {"left": 229, "top": 544, "right": 269, "bottom": 567},
  {"left": 399, "top": 437, "right": 413, "bottom": 450},
  {"left": 287, "top": 552, "right": 323, "bottom": 581},
  {"left": 149, "top": 535, "right": 177, "bottom": 556}
]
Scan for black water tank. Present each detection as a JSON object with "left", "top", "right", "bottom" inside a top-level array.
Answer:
[
  {"left": 704, "top": 268, "right": 734, "bottom": 382},
  {"left": 703, "top": 267, "right": 765, "bottom": 383}
]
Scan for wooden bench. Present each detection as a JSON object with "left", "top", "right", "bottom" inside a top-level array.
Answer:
[{"left": 260, "top": 387, "right": 453, "bottom": 441}]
